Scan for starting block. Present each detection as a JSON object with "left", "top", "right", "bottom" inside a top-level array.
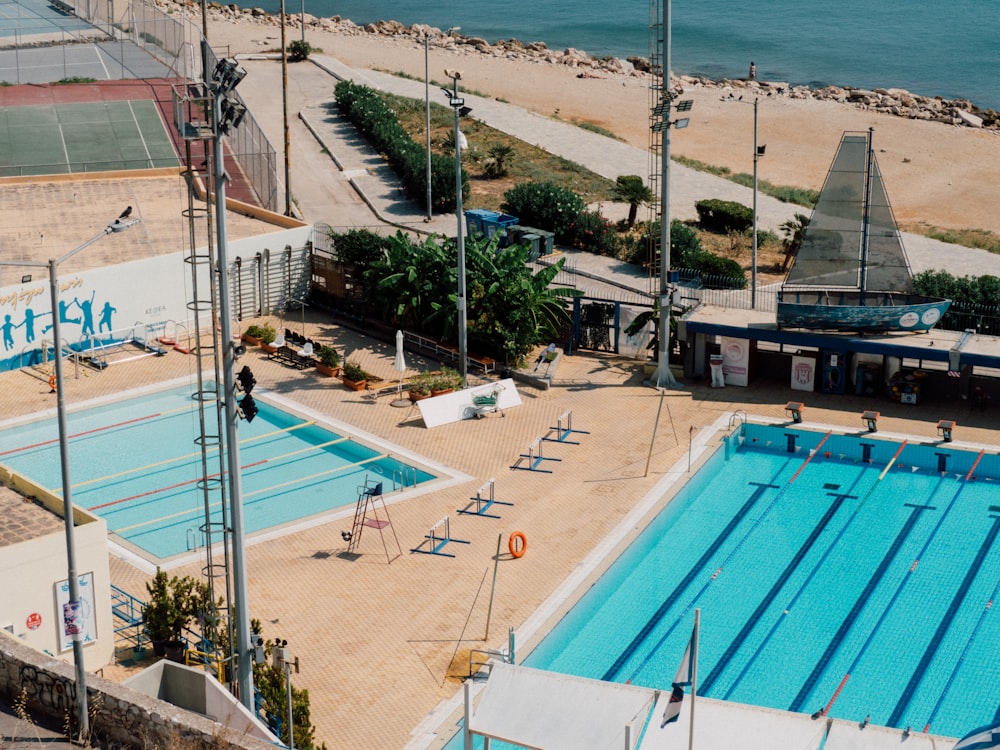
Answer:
[
  {"left": 411, "top": 516, "right": 470, "bottom": 558},
  {"left": 458, "top": 478, "right": 513, "bottom": 519},
  {"left": 543, "top": 409, "right": 589, "bottom": 445},
  {"left": 862, "top": 410, "right": 879, "bottom": 433},
  {"left": 936, "top": 419, "right": 955, "bottom": 442},
  {"left": 511, "top": 436, "right": 561, "bottom": 473},
  {"left": 785, "top": 401, "right": 803, "bottom": 423}
]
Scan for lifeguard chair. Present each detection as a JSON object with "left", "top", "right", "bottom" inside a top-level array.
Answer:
[{"left": 341, "top": 478, "right": 401, "bottom": 563}]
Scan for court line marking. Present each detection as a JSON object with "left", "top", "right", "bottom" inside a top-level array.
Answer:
[{"left": 128, "top": 99, "right": 153, "bottom": 164}]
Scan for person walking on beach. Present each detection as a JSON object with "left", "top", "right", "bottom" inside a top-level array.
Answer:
[{"left": 749, "top": 61, "right": 757, "bottom": 80}]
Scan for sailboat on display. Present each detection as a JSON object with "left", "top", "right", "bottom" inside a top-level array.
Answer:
[{"left": 776, "top": 129, "right": 951, "bottom": 332}]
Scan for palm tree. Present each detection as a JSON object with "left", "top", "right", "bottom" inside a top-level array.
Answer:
[
  {"left": 483, "top": 144, "right": 515, "bottom": 179},
  {"left": 612, "top": 175, "right": 654, "bottom": 228},
  {"left": 779, "top": 213, "right": 811, "bottom": 271}
]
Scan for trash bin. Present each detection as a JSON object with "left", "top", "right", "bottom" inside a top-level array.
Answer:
[
  {"left": 465, "top": 209, "right": 519, "bottom": 247},
  {"left": 709, "top": 354, "right": 725, "bottom": 388}
]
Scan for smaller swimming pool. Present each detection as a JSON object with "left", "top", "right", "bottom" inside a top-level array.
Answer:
[{"left": 0, "top": 383, "right": 447, "bottom": 561}]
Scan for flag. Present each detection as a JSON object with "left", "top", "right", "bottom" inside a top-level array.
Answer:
[
  {"left": 954, "top": 721, "right": 1000, "bottom": 750},
  {"left": 661, "top": 624, "right": 696, "bottom": 727}
]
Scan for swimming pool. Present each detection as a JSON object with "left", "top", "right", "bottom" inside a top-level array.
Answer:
[
  {"left": 0, "top": 383, "right": 442, "bottom": 561},
  {"left": 448, "top": 420, "right": 1000, "bottom": 744}
]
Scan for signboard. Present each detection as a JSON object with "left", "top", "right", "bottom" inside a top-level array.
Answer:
[
  {"left": 791, "top": 355, "right": 816, "bottom": 392},
  {"left": 55, "top": 572, "right": 97, "bottom": 651},
  {"left": 720, "top": 337, "right": 750, "bottom": 387},
  {"left": 26, "top": 612, "right": 42, "bottom": 631}
]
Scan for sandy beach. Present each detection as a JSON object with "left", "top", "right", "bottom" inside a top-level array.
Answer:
[{"left": 203, "top": 12, "right": 1000, "bottom": 238}]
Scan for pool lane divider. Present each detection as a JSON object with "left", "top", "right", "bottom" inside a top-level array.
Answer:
[
  {"left": 887, "top": 514, "right": 1000, "bottom": 728},
  {"left": 0, "top": 405, "right": 196, "bottom": 458},
  {"left": 87, "top": 434, "right": 348, "bottom": 511},
  {"left": 70, "top": 420, "right": 318, "bottom": 491},
  {"left": 112, "top": 453, "right": 390, "bottom": 535},
  {"left": 600, "top": 480, "right": 780, "bottom": 682},
  {"left": 921, "top": 545, "right": 1000, "bottom": 734},
  {"left": 701, "top": 488, "right": 854, "bottom": 694},
  {"left": 624, "top": 434, "right": 836, "bottom": 684},
  {"left": 966, "top": 449, "right": 985, "bottom": 481},
  {"left": 788, "top": 503, "right": 928, "bottom": 713}
]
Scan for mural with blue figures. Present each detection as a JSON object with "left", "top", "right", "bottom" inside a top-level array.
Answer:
[{"left": 0, "top": 252, "right": 194, "bottom": 374}]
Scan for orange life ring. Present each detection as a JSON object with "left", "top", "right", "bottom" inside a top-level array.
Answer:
[
  {"left": 508, "top": 531, "right": 527, "bottom": 559},
  {"left": 48, "top": 375, "right": 57, "bottom": 393}
]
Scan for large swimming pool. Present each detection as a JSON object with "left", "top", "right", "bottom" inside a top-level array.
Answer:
[
  {"left": 449, "top": 420, "right": 1000, "bottom": 745},
  {"left": 0, "top": 383, "right": 442, "bottom": 561}
]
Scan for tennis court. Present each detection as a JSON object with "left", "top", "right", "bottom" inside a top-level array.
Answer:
[{"left": 0, "top": 98, "right": 178, "bottom": 176}]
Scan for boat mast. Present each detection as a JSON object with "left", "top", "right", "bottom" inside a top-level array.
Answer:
[{"left": 859, "top": 127, "right": 874, "bottom": 305}]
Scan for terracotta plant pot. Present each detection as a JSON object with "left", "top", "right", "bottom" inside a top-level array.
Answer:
[
  {"left": 242, "top": 335, "right": 262, "bottom": 347},
  {"left": 316, "top": 363, "right": 341, "bottom": 377},
  {"left": 342, "top": 377, "right": 367, "bottom": 391},
  {"left": 409, "top": 390, "right": 430, "bottom": 402},
  {"left": 430, "top": 388, "right": 453, "bottom": 397}
]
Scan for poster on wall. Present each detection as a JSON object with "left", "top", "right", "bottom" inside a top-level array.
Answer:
[
  {"left": 55, "top": 572, "right": 97, "bottom": 651},
  {"left": 720, "top": 337, "right": 750, "bottom": 387},
  {"left": 791, "top": 355, "right": 817, "bottom": 392}
]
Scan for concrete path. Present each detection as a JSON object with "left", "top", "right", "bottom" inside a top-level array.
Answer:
[{"left": 234, "top": 53, "right": 1000, "bottom": 281}]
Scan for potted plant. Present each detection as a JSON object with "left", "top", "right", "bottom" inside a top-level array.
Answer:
[
  {"left": 143, "top": 569, "right": 197, "bottom": 660},
  {"left": 315, "top": 344, "right": 341, "bottom": 376},
  {"left": 341, "top": 360, "right": 368, "bottom": 390},
  {"left": 431, "top": 366, "right": 462, "bottom": 396},
  {"left": 243, "top": 323, "right": 276, "bottom": 347},
  {"left": 408, "top": 371, "right": 434, "bottom": 402}
]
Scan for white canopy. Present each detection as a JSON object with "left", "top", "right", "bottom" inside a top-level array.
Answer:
[{"left": 467, "top": 663, "right": 657, "bottom": 750}]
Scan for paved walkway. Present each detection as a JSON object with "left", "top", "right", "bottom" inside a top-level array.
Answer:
[{"left": 234, "top": 53, "right": 1000, "bottom": 283}]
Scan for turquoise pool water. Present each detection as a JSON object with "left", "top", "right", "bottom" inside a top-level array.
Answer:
[
  {"left": 0, "top": 385, "right": 436, "bottom": 560},
  {"left": 449, "top": 423, "right": 1000, "bottom": 745}
]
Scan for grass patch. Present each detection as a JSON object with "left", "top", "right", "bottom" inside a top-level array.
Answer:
[
  {"left": 674, "top": 155, "right": 819, "bottom": 207},
  {"left": 379, "top": 91, "right": 617, "bottom": 210},
  {"left": 54, "top": 76, "right": 97, "bottom": 84},
  {"left": 907, "top": 225, "right": 1000, "bottom": 255},
  {"left": 573, "top": 120, "right": 624, "bottom": 141}
]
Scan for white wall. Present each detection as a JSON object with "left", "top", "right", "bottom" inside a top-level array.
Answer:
[{"left": 0, "top": 507, "right": 114, "bottom": 670}]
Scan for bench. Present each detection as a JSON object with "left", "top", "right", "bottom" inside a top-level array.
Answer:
[{"left": 268, "top": 345, "right": 316, "bottom": 370}]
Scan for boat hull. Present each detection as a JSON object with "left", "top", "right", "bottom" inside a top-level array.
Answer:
[{"left": 777, "top": 291, "right": 951, "bottom": 332}]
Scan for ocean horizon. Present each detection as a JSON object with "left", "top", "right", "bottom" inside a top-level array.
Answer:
[{"left": 242, "top": 0, "right": 1000, "bottom": 111}]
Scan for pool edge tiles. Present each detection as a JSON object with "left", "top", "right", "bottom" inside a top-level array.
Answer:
[
  {"left": 407, "top": 412, "right": 732, "bottom": 750},
  {"left": 415, "top": 414, "right": 1000, "bottom": 749},
  {"left": 0, "top": 382, "right": 471, "bottom": 571}
]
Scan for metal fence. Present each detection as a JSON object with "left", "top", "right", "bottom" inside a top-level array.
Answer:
[{"left": 64, "top": 0, "right": 279, "bottom": 212}]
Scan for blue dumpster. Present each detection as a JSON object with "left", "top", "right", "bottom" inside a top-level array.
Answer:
[{"left": 465, "top": 209, "right": 519, "bottom": 247}]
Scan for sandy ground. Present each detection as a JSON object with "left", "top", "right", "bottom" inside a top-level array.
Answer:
[{"left": 205, "top": 16, "right": 1000, "bottom": 236}]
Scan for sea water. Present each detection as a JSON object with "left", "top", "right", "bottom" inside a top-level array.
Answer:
[{"left": 234, "top": 0, "right": 1000, "bottom": 110}]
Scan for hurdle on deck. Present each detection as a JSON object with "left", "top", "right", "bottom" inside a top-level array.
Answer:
[
  {"left": 458, "top": 478, "right": 513, "bottom": 519},
  {"left": 543, "top": 409, "right": 590, "bottom": 445},
  {"left": 410, "top": 515, "right": 470, "bottom": 557},
  {"left": 511, "top": 436, "right": 561, "bottom": 473}
]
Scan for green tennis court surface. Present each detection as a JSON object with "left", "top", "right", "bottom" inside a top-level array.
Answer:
[{"left": 0, "top": 99, "right": 178, "bottom": 176}]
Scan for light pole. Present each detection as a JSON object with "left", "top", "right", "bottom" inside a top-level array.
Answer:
[
  {"left": 424, "top": 33, "right": 432, "bottom": 221},
  {"left": 299, "top": 0, "right": 304, "bottom": 43},
  {"left": 651, "top": 0, "right": 692, "bottom": 389},
  {"left": 0, "top": 211, "right": 138, "bottom": 740},
  {"left": 751, "top": 97, "right": 765, "bottom": 309},
  {"left": 279, "top": 0, "right": 292, "bottom": 216},
  {"left": 273, "top": 639, "right": 298, "bottom": 749},
  {"left": 209, "top": 56, "right": 256, "bottom": 712},
  {"left": 444, "top": 67, "right": 468, "bottom": 384}
]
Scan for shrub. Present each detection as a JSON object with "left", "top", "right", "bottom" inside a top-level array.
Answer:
[
  {"left": 317, "top": 345, "right": 340, "bottom": 368},
  {"left": 342, "top": 360, "right": 367, "bottom": 381},
  {"left": 287, "top": 39, "right": 312, "bottom": 61},
  {"left": 695, "top": 199, "right": 754, "bottom": 233},
  {"left": 334, "top": 80, "right": 468, "bottom": 211},
  {"left": 501, "top": 181, "right": 585, "bottom": 242},
  {"left": 569, "top": 210, "right": 619, "bottom": 256},
  {"left": 689, "top": 253, "right": 748, "bottom": 288},
  {"left": 244, "top": 323, "right": 276, "bottom": 344}
]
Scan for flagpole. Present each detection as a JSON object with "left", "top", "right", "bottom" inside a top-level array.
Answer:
[{"left": 688, "top": 608, "right": 699, "bottom": 750}]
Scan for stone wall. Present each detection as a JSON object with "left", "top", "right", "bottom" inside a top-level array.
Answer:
[{"left": 0, "top": 634, "right": 275, "bottom": 750}]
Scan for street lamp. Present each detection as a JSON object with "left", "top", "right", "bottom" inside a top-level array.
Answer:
[
  {"left": 651, "top": 78, "right": 692, "bottom": 389},
  {"left": 0, "top": 211, "right": 139, "bottom": 740},
  {"left": 272, "top": 639, "right": 299, "bottom": 749},
  {"left": 424, "top": 33, "right": 432, "bottom": 221},
  {"left": 751, "top": 97, "right": 765, "bottom": 309},
  {"left": 444, "top": 67, "right": 469, "bottom": 384}
]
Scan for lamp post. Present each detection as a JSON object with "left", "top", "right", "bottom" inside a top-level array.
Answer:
[
  {"left": 651, "top": 0, "right": 692, "bottom": 389},
  {"left": 0, "top": 211, "right": 138, "bottom": 740},
  {"left": 751, "top": 97, "right": 764, "bottom": 309},
  {"left": 424, "top": 33, "right": 432, "bottom": 221},
  {"left": 299, "top": 0, "right": 304, "bottom": 43},
  {"left": 444, "top": 67, "right": 468, "bottom": 384},
  {"left": 273, "top": 639, "right": 298, "bottom": 749},
  {"left": 209, "top": 55, "right": 255, "bottom": 712},
  {"left": 279, "top": 0, "right": 292, "bottom": 216}
]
